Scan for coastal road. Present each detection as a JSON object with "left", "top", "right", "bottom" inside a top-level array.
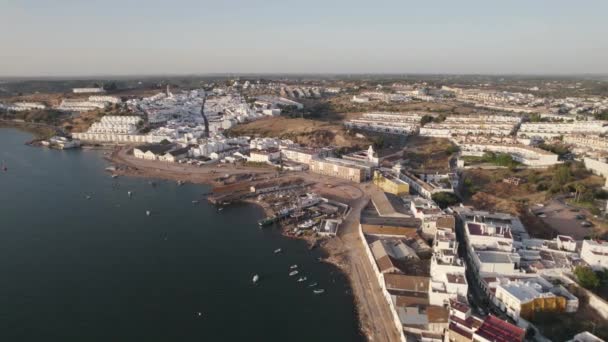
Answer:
[{"left": 338, "top": 183, "right": 402, "bottom": 342}]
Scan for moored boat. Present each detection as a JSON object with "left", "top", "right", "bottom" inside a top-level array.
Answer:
[
  {"left": 313, "top": 289, "right": 325, "bottom": 295},
  {"left": 252, "top": 274, "right": 259, "bottom": 284},
  {"left": 289, "top": 270, "right": 299, "bottom": 277}
]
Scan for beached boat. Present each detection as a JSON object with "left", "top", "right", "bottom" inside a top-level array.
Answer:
[
  {"left": 273, "top": 248, "right": 282, "bottom": 254},
  {"left": 298, "top": 220, "right": 315, "bottom": 229},
  {"left": 252, "top": 274, "right": 259, "bottom": 284},
  {"left": 297, "top": 276, "right": 307, "bottom": 282},
  {"left": 289, "top": 270, "right": 299, "bottom": 277},
  {"left": 313, "top": 289, "right": 325, "bottom": 295}
]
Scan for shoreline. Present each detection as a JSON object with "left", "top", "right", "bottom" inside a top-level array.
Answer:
[
  {"left": 0, "top": 120, "right": 58, "bottom": 140},
  {"left": 106, "top": 147, "right": 370, "bottom": 340},
  {"left": 8, "top": 127, "right": 390, "bottom": 341}
]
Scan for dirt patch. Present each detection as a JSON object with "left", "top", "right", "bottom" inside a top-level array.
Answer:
[
  {"left": 402, "top": 135, "right": 455, "bottom": 171},
  {"left": 228, "top": 116, "right": 370, "bottom": 148}
]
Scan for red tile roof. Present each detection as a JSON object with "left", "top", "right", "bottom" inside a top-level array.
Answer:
[{"left": 474, "top": 315, "right": 524, "bottom": 342}]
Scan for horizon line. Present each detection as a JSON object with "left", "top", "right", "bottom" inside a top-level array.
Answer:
[{"left": 1, "top": 71, "right": 608, "bottom": 81}]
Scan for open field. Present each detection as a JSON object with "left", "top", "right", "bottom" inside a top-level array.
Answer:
[
  {"left": 462, "top": 165, "right": 608, "bottom": 239},
  {"left": 402, "top": 135, "right": 455, "bottom": 171},
  {"left": 227, "top": 116, "right": 370, "bottom": 148}
]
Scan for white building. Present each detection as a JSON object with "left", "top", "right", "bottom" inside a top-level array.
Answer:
[
  {"left": 249, "top": 149, "right": 281, "bottom": 163},
  {"left": 519, "top": 121, "right": 608, "bottom": 139},
  {"left": 345, "top": 112, "right": 422, "bottom": 136},
  {"left": 6, "top": 102, "right": 47, "bottom": 111},
  {"left": 280, "top": 146, "right": 324, "bottom": 165},
  {"left": 494, "top": 277, "right": 578, "bottom": 322},
  {"left": 420, "top": 115, "right": 520, "bottom": 138},
  {"left": 580, "top": 239, "right": 608, "bottom": 270},
  {"left": 459, "top": 143, "right": 559, "bottom": 167},
  {"left": 583, "top": 157, "right": 608, "bottom": 188},
  {"left": 73, "top": 87, "right": 105, "bottom": 94},
  {"left": 393, "top": 165, "right": 456, "bottom": 200},
  {"left": 429, "top": 226, "right": 468, "bottom": 306},
  {"left": 72, "top": 132, "right": 167, "bottom": 144},
  {"left": 88, "top": 95, "right": 121, "bottom": 104},
  {"left": 157, "top": 147, "right": 189, "bottom": 163}
]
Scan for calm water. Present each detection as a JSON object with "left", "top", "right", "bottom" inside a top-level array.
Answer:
[{"left": 0, "top": 128, "right": 363, "bottom": 342}]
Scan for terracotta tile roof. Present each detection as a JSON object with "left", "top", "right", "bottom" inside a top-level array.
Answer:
[
  {"left": 475, "top": 315, "right": 525, "bottom": 342},
  {"left": 384, "top": 274, "right": 429, "bottom": 293}
]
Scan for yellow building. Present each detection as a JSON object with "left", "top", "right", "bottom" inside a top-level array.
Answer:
[{"left": 374, "top": 170, "right": 410, "bottom": 196}]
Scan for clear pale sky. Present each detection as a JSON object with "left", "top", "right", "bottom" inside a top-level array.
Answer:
[{"left": 1, "top": 0, "right": 607, "bottom": 76}]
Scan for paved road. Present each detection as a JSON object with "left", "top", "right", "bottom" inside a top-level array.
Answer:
[{"left": 338, "top": 184, "right": 402, "bottom": 342}]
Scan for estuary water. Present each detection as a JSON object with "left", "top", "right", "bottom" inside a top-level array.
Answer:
[{"left": 0, "top": 128, "right": 364, "bottom": 342}]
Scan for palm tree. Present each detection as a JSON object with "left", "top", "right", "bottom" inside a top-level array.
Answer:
[{"left": 574, "top": 183, "right": 586, "bottom": 203}]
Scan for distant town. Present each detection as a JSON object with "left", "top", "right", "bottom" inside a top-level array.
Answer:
[{"left": 2, "top": 75, "right": 608, "bottom": 342}]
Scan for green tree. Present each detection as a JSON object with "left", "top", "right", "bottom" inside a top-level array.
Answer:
[
  {"left": 432, "top": 192, "right": 460, "bottom": 209},
  {"left": 552, "top": 164, "right": 572, "bottom": 187},
  {"left": 574, "top": 183, "right": 586, "bottom": 202},
  {"left": 445, "top": 145, "right": 460, "bottom": 154},
  {"left": 574, "top": 266, "right": 600, "bottom": 289},
  {"left": 420, "top": 115, "right": 433, "bottom": 126}
]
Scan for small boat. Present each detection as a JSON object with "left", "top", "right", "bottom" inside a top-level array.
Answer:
[
  {"left": 308, "top": 282, "right": 318, "bottom": 287},
  {"left": 85, "top": 195, "right": 91, "bottom": 200},
  {"left": 146, "top": 210, "right": 151, "bottom": 216},
  {"left": 289, "top": 270, "right": 299, "bottom": 277},
  {"left": 273, "top": 248, "right": 282, "bottom": 254},
  {"left": 196, "top": 311, "right": 202, "bottom": 317},
  {"left": 217, "top": 207, "right": 224, "bottom": 212},
  {"left": 252, "top": 274, "right": 260, "bottom": 284},
  {"left": 290, "top": 264, "right": 298, "bottom": 270},
  {"left": 297, "top": 276, "right": 307, "bottom": 282},
  {"left": 192, "top": 200, "right": 199, "bottom": 204},
  {"left": 313, "top": 289, "right": 325, "bottom": 295},
  {"left": 127, "top": 191, "right": 132, "bottom": 197},
  {"left": 298, "top": 220, "right": 315, "bottom": 229},
  {"left": 111, "top": 174, "right": 118, "bottom": 179},
  {"left": 177, "top": 180, "right": 184, "bottom": 186}
]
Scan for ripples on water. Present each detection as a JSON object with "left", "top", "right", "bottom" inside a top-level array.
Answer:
[{"left": 0, "top": 128, "right": 364, "bottom": 342}]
